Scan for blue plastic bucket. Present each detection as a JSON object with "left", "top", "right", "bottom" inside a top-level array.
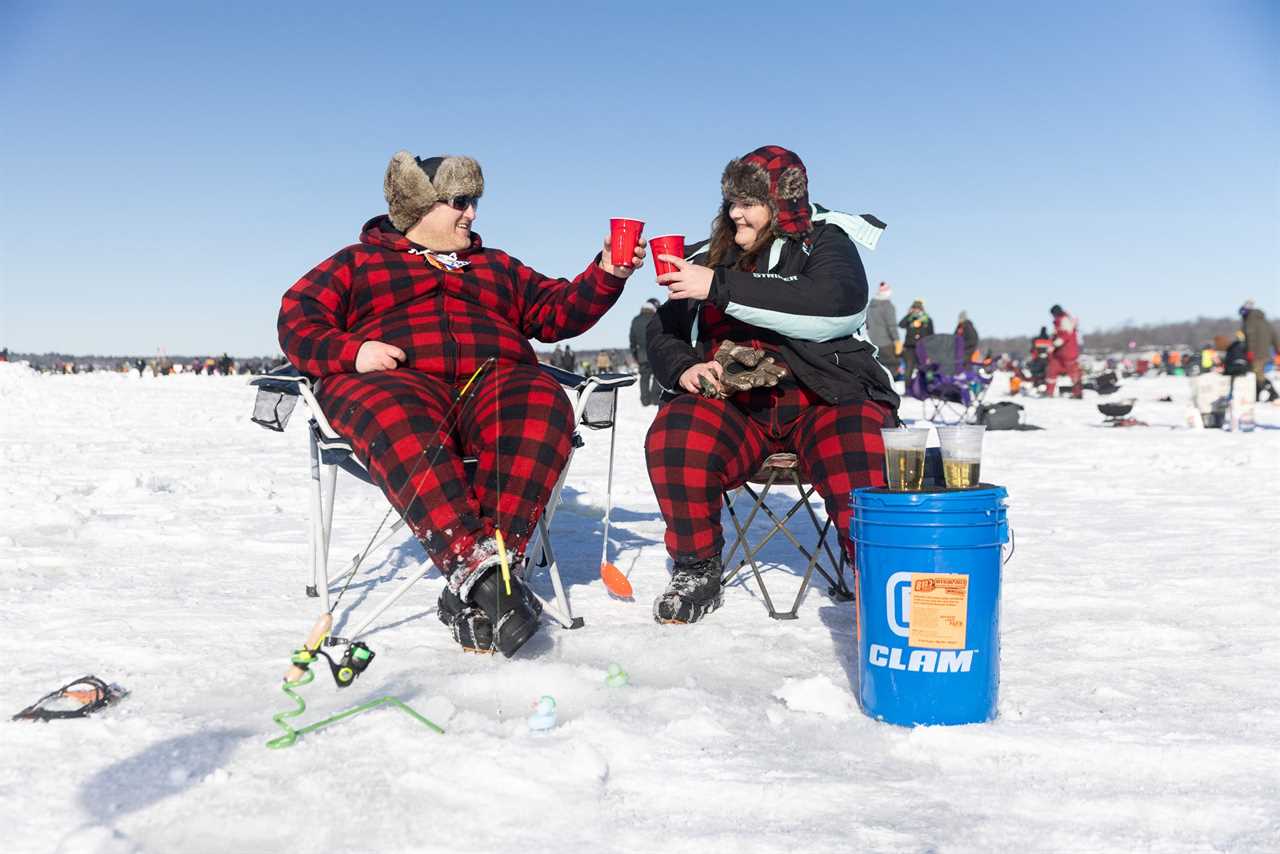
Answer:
[{"left": 851, "top": 485, "right": 1010, "bottom": 726}]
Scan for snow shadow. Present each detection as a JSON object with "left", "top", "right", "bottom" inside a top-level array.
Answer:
[
  {"left": 330, "top": 536, "right": 431, "bottom": 639},
  {"left": 549, "top": 485, "right": 661, "bottom": 585},
  {"left": 553, "top": 484, "right": 663, "bottom": 525},
  {"left": 78, "top": 727, "right": 253, "bottom": 822},
  {"left": 719, "top": 489, "right": 839, "bottom": 590},
  {"left": 817, "top": 603, "right": 860, "bottom": 697}
]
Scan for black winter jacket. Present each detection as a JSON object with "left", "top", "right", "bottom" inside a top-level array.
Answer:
[
  {"left": 629, "top": 311, "right": 652, "bottom": 364},
  {"left": 646, "top": 222, "right": 899, "bottom": 410}
]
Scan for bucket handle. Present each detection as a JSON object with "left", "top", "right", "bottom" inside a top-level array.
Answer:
[{"left": 1002, "top": 528, "right": 1016, "bottom": 566}]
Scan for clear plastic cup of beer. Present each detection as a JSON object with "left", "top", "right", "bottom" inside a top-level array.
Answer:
[
  {"left": 936, "top": 424, "right": 986, "bottom": 488},
  {"left": 881, "top": 427, "right": 929, "bottom": 491}
]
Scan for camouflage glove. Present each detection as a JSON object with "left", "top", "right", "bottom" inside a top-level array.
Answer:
[{"left": 713, "top": 340, "right": 788, "bottom": 394}]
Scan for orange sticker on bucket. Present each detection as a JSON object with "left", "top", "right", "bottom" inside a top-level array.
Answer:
[{"left": 907, "top": 573, "right": 969, "bottom": 649}]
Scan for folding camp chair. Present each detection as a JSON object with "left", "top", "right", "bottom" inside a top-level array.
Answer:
[
  {"left": 720, "top": 453, "right": 854, "bottom": 621},
  {"left": 248, "top": 363, "right": 634, "bottom": 643},
  {"left": 906, "top": 333, "right": 994, "bottom": 424}
]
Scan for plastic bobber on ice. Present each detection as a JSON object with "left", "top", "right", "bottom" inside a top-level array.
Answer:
[
  {"left": 605, "top": 663, "right": 629, "bottom": 687},
  {"left": 527, "top": 696, "right": 557, "bottom": 731}
]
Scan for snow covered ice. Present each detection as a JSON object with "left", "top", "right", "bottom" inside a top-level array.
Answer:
[{"left": 3, "top": 362, "right": 1279, "bottom": 853}]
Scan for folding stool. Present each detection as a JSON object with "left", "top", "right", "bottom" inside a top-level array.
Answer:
[
  {"left": 720, "top": 453, "right": 854, "bottom": 621},
  {"left": 249, "top": 363, "right": 634, "bottom": 644}
]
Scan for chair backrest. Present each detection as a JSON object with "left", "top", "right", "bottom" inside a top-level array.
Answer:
[
  {"left": 917, "top": 333, "right": 963, "bottom": 376},
  {"left": 909, "top": 335, "right": 967, "bottom": 402}
]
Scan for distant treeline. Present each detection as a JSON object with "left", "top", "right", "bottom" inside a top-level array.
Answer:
[
  {"left": 9, "top": 313, "right": 1278, "bottom": 366},
  {"left": 980, "top": 315, "right": 1276, "bottom": 356}
]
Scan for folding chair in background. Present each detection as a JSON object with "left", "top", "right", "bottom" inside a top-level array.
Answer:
[
  {"left": 249, "top": 362, "right": 634, "bottom": 646},
  {"left": 906, "top": 333, "right": 993, "bottom": 424},
  {"left": 720, "top": 453, "right": 855, "bottom": 621}
]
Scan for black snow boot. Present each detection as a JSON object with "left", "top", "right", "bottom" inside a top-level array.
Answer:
[
  {"left": 467, "top": 568, "right": 543, "bottom": 658},
  {"left": 653, "top": 556, "right": 723, "bottom": 624},
  {"left": 437, "top": 588, "right": 495, "bottom": 654}
]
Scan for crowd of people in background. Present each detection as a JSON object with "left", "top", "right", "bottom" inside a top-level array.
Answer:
[
  {"left": 5, "top": 300, "right": 1274, "bottom": 406},
  {"left": 3, "top": 352, "right": 287, "bottom": 376}
]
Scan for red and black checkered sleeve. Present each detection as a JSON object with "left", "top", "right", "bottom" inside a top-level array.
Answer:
[
  {"left": 510, "top": 255, "right": 626, "bottom": 342},
  {"left": 278, "top": 249, "right": 365, "bottom": 377}
]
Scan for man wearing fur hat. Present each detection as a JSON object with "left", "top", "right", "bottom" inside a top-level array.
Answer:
[
  {"left": 643, "top": 145, "right": 898, "bottom": 624},
  {"left": 279, "top": 151, "right": 644, "bottom": 657}
]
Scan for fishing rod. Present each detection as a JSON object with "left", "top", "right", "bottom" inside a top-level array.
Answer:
[{"left": 283, "top": 357, "right": 497, "bottom": 686}]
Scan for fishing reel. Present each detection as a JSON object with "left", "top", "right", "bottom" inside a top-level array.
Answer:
[
  {"left": 330, "top": 642, "right": 375, "bottom": 688},
  {"left": 290, "top": 641, "right": 375, "bottom": 689}
]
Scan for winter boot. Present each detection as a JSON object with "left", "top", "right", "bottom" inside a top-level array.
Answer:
[
  {"left": 653, "top": 556, "right": 723, "bottom": 624},
  {"left": 437, "top": 587, "right": 495, "bottom": 654},
  {"left": 467, "top": 567, "right": 543, "bottom": 658}
]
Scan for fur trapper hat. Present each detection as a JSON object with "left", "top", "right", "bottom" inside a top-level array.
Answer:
[
  {"left": 720, "top": 145, "right": 811, "bottom": 238},
  {"left": 383, "top": 150, "right": 484, "bottom": 232}
]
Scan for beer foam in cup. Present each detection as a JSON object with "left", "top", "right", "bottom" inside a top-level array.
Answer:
[
  {"left": 880, "top": 427, "right": 929, "bottom": 450},
  {"left": 609, "top": 218, "right": 645, "bottom": 268},
  {"left": 936, "top": 424, "right": 986, "bottom": 459}
]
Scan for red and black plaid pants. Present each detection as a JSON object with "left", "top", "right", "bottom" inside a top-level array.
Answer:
[
  {"left": 318, "top": 362, "right": 573, "bottom": 575},
  {"left": 645, "top": 390, "right": 893, "bottom": 563}
]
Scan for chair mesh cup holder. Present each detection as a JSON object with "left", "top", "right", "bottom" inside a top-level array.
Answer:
[
  {"left": 251, "top": 386, "right": 299, "bottom": 432},
  {"left": 581, "top": 386, "right": 618, "bottom": 429}
]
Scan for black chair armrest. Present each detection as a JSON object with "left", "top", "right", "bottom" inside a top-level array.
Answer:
[
  {"left": 248, "top": 364, "right": 309, "bottom": 397},
  {"left": 539, "top": 363, "right": 590, "bottom": 389}
]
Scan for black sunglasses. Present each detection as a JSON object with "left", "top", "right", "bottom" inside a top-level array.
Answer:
[{"left": 443, "top": 195, "right": 480, "bottom": 212}]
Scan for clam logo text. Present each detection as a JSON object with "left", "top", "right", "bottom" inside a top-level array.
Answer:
[{"left": 867, "top": 644, "right": 975, "bottom": 673}]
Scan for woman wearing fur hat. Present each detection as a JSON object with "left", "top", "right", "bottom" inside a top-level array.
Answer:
[
  {"left": 644, "top": 145, "right": 899, "bottom": 624},
  {"left": 278, "top": 150, "right": 645, "bottom": 657}
]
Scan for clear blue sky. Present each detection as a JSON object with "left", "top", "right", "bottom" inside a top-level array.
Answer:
[{"left": 1, "top": 0, "right": 1276, "bottom": 356}]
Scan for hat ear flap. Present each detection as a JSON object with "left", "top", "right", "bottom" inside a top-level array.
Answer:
[
  {"left": 776, "top": 165, "right": 807, "bottom": 201},
  {"left": 384, "top": 150, "right": 439, "bottom": 231}
]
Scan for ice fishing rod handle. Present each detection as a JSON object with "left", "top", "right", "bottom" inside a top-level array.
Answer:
[{"left": 285, "top": 612, "right": 333, "bottom": 682}]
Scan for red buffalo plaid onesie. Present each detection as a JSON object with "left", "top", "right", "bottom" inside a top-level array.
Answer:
[{"left": 279, "top": 215, "right": 625, "bottom": 589}]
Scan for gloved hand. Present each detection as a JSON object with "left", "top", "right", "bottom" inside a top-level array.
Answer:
[
  {"left": 893, "top": 340, "right": 903, "bottom": 356},
  {"left": 712, "top": 340, "right": 788, "bottom": 394}
]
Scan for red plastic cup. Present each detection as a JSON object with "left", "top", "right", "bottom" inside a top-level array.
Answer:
[
  {"left": 649, "top": 234, "right": 685, "bottom": 280},
  {"left": 609, "top": 217, "right": 644, "bottom": 268}
]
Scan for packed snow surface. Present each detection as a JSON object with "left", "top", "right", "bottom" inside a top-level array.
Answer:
[{"left": 3, "top": 363, "right": 1278, "bottom": 853}]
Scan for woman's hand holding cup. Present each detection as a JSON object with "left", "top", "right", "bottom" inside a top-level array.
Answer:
[{"left": 658, "top": 255, "right": 713, "bottom": 301}]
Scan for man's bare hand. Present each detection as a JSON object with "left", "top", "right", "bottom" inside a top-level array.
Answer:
[
  {"left": 600, "top": 236, "right": 647, "bottom": 278},
  {"left": 356, "top": 340, "right": 406, "bottom": 373}
]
